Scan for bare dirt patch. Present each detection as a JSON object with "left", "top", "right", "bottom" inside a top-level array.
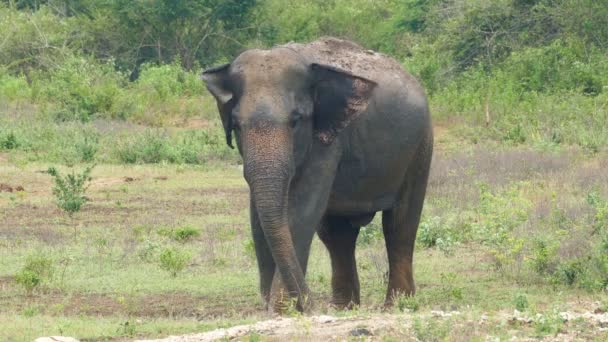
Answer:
[
  {"left": 0, "top": 183, "right": 23, "bottom": 192},
  {"left": 136, "top": 314, "right": 408, "bottom": 342},
  {"left": 0, "top": 291, "right": 260, "bottom": 319},
  {"left": 135, "top": 308, "right": 608, "bottom": 342}
]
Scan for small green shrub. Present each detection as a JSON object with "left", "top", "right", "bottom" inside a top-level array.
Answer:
[
  {"left": 533, "top": 311, "right": 565, "bottom": 337},
  {"left": 47, "top": 165, "right": 93, "bottom": 216},
  {"left": 471, "top": 183, "right": 531, "bottom": 271},
  {"left": 439, "top": 272, "right": 464, "bottom": 303},
  {"left": 528, "top": 239, "right": 558, "bottom": 275},
  {"left": 417, "top": 216, "right": 456, "bottom": 255},
  {"left": 14, "top": 254, "right": 54, "bottom": 294},
  {"left": 0, "top": 74, "right": 31, "bottom": 101},
  {"left": 413, "top": 317, "right": 451, "bottom": 342},
  {"left": 0, "top": 131, "right": 19, "bottom": 150},
  {"left": 36, "top": 56, "right": 125, "bottom": 122},
  {"left": 358, "top": 221, "right": 383, "bottom": 246},
  {"left": 396, "top": 294, "right": 420, "bottom": 312},
  {"left": 514, "top": 293, "right": 529, "bottom": 311},
  {"left": 76, "top": 135, "right": 98, "bottom": 162},
  {"left": 114, "top": 129, "right": 232, "bottom": 164},
  {"left": 137, "top": 239, "right": 162, "bottom": 263},
  {"left": 14, "top": 270, "right": 42, "bottom": 294},
  {"left": 243, "top": 237, "right": 256, "bottom": 262},
  {"left": 158, "top": 247, "right": 191, "bottom": 277},
  {"left": 172, "top": 226, "right": 201, "bottom": 243},
  {"left": 117, "top": 320, "right": 137, "bottom": 337}
]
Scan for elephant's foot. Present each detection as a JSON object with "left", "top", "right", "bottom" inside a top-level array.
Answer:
[
  {"left": 268, "top": 289, "right": 311, "bottom": 314},
  {"left": 383, "top": 285, "right": 415, "bottom": 308},
  {"left": 330, "top": 287, "right": 360, "bottom": 310},
  {"left": 267, "top": 275, "right": 312, "bottom": 314}
]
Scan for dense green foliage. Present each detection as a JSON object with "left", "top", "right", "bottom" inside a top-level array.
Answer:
[{"left": 1, "top": 0, "right": 607, "bottom": 153}]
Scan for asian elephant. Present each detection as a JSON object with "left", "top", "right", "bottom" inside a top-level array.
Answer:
[{"left": 202, "top": 37, "right": 433, "bottom": 313}]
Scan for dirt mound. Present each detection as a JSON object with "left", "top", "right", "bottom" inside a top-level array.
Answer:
[
  {"left": 135, "top": 315, "right": 404, "bottom": 342},
  {"left": 135, "top": 308, "right": 608, "bottom": 342}
]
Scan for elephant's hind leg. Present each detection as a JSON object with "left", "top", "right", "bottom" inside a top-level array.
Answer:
[
  {"left": 318, "top": 216, "right": 361, "bottom": 309},
  {"left": 382, "top": 148, "right": 432, "bottom": 306}
]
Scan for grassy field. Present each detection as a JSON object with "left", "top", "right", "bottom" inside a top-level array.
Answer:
[{"left": 1, "top": 123, "right": 608, "bottom": 341}]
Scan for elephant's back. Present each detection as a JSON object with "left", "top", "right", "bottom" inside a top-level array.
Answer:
[{"left": 282, "top": 37, "right": 418, "bottom": 87}]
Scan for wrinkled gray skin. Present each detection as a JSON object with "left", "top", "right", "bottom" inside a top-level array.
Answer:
[{"left": 202, "top": 37, "right": 433, "bottom": 313}]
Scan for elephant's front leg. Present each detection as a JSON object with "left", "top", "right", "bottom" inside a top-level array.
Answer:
[
  {"left": 266, "top": 186, "right": 333, "bottom": 313},
  {"left": 250, "top": 197, "right": 275, "bottom": 307},
  {"left": 267, "top": 147, "right": 340, "bottom": 313}
]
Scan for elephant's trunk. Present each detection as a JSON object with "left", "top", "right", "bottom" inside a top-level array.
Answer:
[{"left": 242, "top": 126, "right": 309, "bottom": 311}]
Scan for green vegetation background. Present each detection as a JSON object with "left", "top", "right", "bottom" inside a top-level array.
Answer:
[
  {"left": 1, "top": 1, "right": 608, "bottom": 340},
  {"left": 1, "top": 0, "right": 607, "bottom": 163}
]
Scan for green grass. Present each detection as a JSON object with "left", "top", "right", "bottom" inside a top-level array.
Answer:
[{"left": 2, "top": 137, "right": 608, "bottom": 340}]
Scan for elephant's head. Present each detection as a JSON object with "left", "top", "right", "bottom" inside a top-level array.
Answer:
[{"left": 202, "top": 47, "right": 376, "bottom": 309}]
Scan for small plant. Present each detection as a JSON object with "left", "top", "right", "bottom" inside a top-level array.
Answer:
[
  {"left": 513, "top": 293, "right": 529, "bottom": 311},
  {"left": 413, "top": 317, "right": 451, "bottom": 342},
  {"left": 172, "top": 226, "right": 200, "bottom": 243},
  {"left": 396, "top": 294, "right": 420, "bottom": 312},
  {"left": 137, "top": 239, "right": 162, "bottom": 262},
  {"left": 47, "top": 165, "right": 94, "bottom": 216},
  {"left": 438, "top": 272, "right": 464, "bottom": 304},
  {"left": 358, "top": 221, "right": 383, "bottom": 246},
  {"left": 117, "top": 320, "right": 137, "bottom": 337},
  {"left": 0, "top": 131, "right": 19, "bottom": 150},
  {"left": 243, "top": 237, "right": 256, "bottom": 261},
  {"left": 14, "top": 254, "right": 54, "bottom": 294},
  {"left": 76, "top": 135, "right": 98, "bottom": 162},
  {"left": 14, "top": 270, "right": 41, "bottom": 294},
  {"left": 417, "top": 216, "right": 456, "bottom": 255},
  {"left": 533, "top": 311, "right": 564, "bottom": 337},
  {"left": 158, "top": 247, "right": 191, "bottom": 277},
  {"left": 528, "top": 239, "right": 557, "bottom": 275}
]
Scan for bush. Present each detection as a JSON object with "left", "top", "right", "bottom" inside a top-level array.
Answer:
[
  {"left": 0, "top": 73, "right": 31, "bottom": 101},
  {"left": 35, "top": 56, "right": 125, "bottom": 122},
  {"left": 47, "top": 165, "right": 93, "bottom": 216},
  {"left": 513, "top": 293, "right": 529, "bottom": 311},
  {"left": 172, "top": 226, "right": 201, "bottom": 243},
  {"left": 115, "top": 129, "right": 233, "bottom": 164},
  {"left": 357, "top": 220, "right": 383, "bottom": 246},
  {"left": 0, "top": 131, "right": 19, "bottom": 150},
  {"left": 75, "top": 134, "right": 98, "bottom": 162},
  {"left": 14, "top": 254, "right": 54, "bottom": 294},
  {"left": 158, "top": 247, "right": 191, "bottom": 277},
  {"left": 111, "top": 63, "right": 211, "bottom": 125},
  {"left": 417, "top": 216, "right": 457, "bottom": 254}
]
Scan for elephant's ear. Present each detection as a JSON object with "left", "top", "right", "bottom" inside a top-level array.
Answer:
[
  {"left": 311, "top": 63, "right": 377, "bottom": 145},
  {"left": 202, "top": 63, "right": 235, "bottom": 148}
]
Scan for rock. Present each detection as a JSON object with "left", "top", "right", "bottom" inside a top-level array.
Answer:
[
  {"left": 34, "top": 337, "right": 79, "bottom": 342},
  {"left": 559, "top": 312, "right": 576, "bottom": 322},
  {"left": 349, "top": 327, "right": 372, "bottom": 336},
  {"left": 431, "top": 310, "right": 460, "bottom": 318},
  {"left": 315, "top": 315, "right": 336, "bottom": 324}
]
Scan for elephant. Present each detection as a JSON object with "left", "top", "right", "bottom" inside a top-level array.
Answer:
[{"left": 202, "top": 37, "right": 433, "bottom": 313}]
